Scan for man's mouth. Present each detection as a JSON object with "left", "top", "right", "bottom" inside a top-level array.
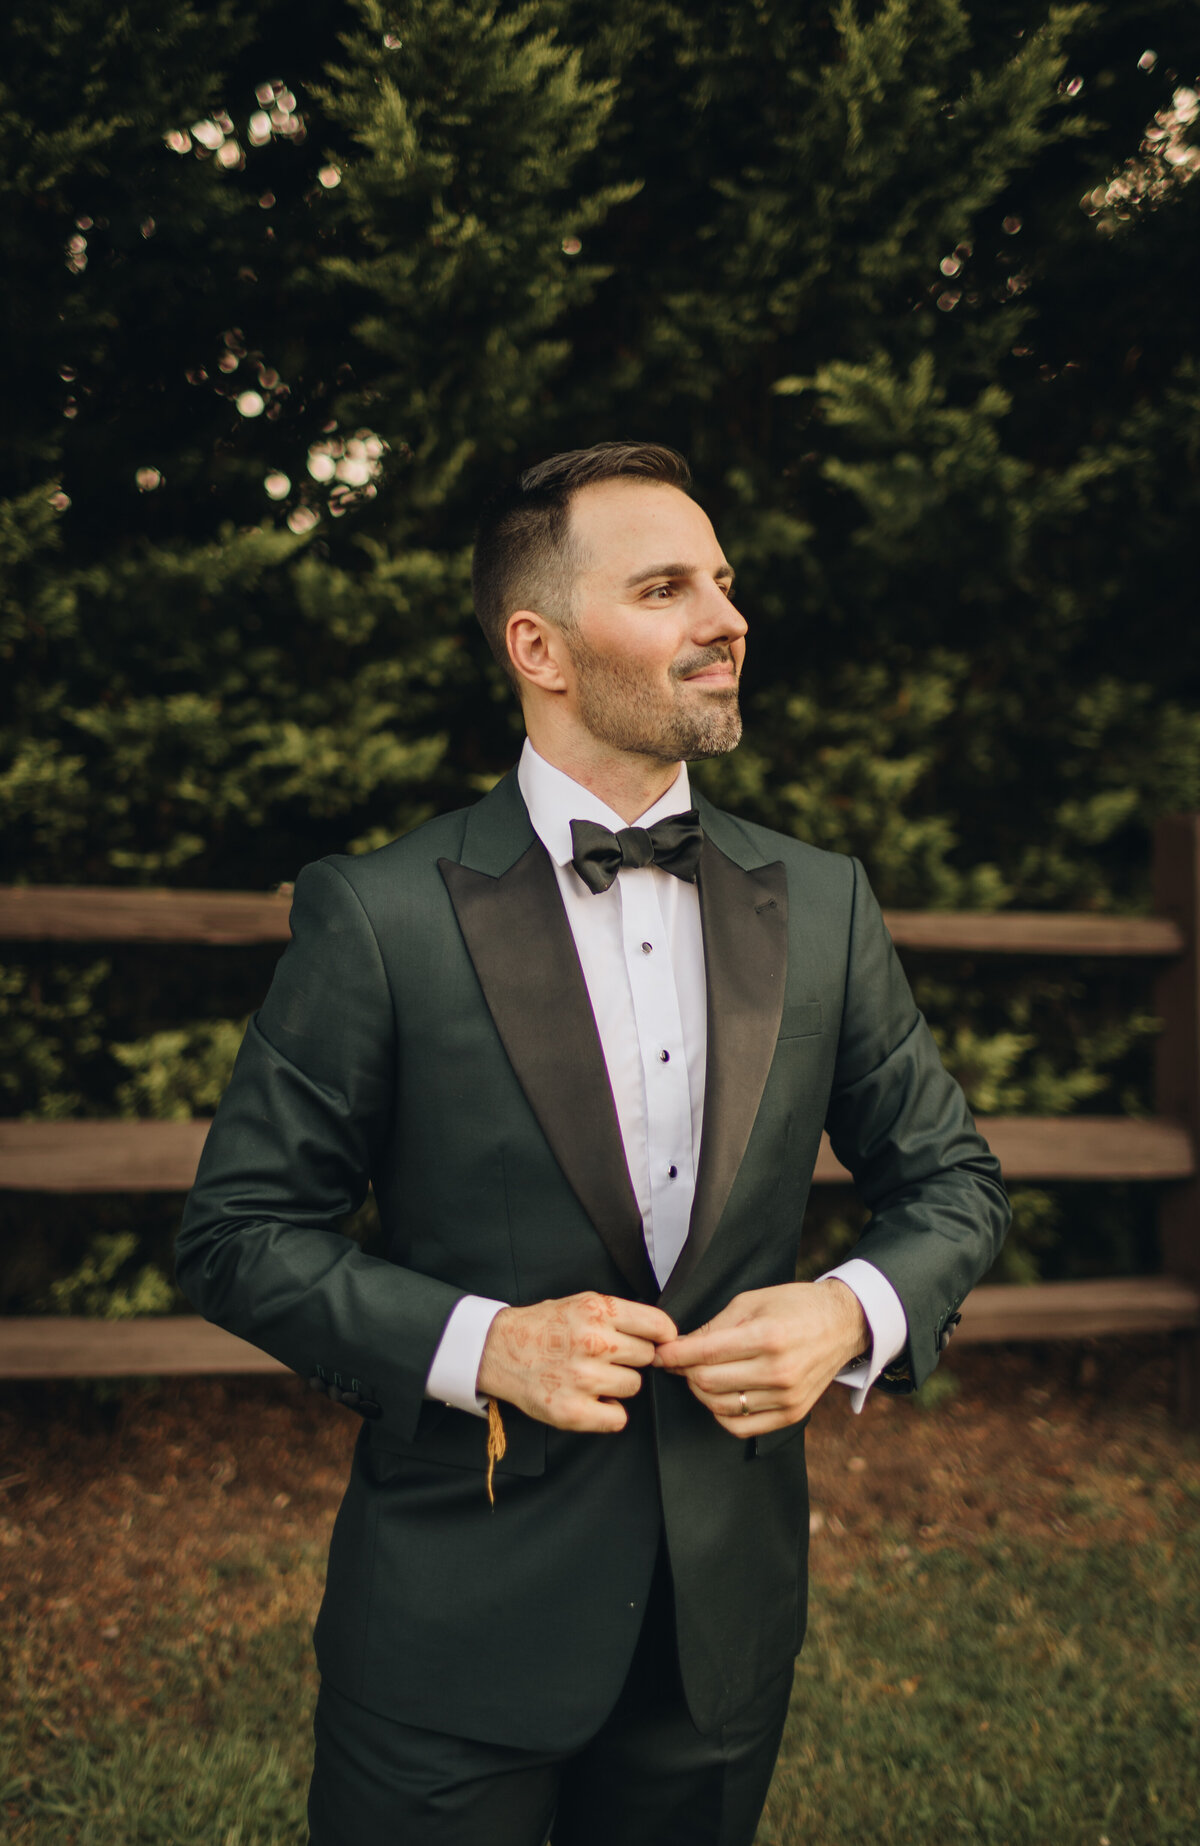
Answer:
[{"left": 680, "top": 656, "right": 738, "bottom": 686}]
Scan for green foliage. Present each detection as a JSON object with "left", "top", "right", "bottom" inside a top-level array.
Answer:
[
  {"left": 3, "top": 0, "right": 1199, "bottom": 1304},
  {"left": 34, "top": 1229, "right": 175, "bottom": 1319},
  {"left": 0, "top": 959, "right": 109, "bottom": 1118},
  {"left": 0, "top": 0, "right": 634, "bottom": 890},
  {"left": 910, "top": 967, "right": 1161, "bottom": 1116},
  {"left": 317, "top": 0, "right": 639, "bottom": 505},
  {"left": 113, "top": 1019, "right": 248, "bottom": 1120},
  {"left": 993, "top": 1188, "right": 1064, "bottom": 1285}
]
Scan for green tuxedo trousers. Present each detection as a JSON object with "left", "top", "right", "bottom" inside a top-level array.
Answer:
[{"left": 306, "top": 1540, "right": 793, "bottom": 1846}]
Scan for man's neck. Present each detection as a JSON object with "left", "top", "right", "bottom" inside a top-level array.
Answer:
[{"left": 522, "top": 729, "right": 683, "bottom": 826}]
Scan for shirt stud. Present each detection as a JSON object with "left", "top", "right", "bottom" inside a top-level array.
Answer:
[
  {"left": 641, "top": 941, "right": 653, "bottom": 954},
  {"left": 659, "top": 1049, "right": 670, "bottom": 1062}
]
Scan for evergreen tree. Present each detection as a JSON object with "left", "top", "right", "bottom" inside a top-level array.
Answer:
[
  {"left": 3, "top": 0, "right": 1199, "bottom": 1309},
  {"left": 2, "top": 0, "right": 628, "bottom": 889}
]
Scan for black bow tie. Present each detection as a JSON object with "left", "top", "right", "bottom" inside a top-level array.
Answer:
[{"left": 569, "top": 811, "right": 704, "bottom": 895}]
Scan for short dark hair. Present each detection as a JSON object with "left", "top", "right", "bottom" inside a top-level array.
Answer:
[{"left": 471, "top": 440, "right": 693, "bottom": 687}]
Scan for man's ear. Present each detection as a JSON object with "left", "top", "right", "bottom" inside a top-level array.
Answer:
[{"left": 506, "top": 611, "right": 570, "bottom": 695}]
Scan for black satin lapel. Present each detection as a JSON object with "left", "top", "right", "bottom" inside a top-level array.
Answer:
[
  {"left": 439, "top": 844, "right": 658, "bottom": 1301},
  {"left": 661, "top": 841, "right": 788, "bottom": 1306}
]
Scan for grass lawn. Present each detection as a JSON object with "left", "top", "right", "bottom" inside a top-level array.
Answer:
[{"left": 1, "top": 1341, "right": 1197, "bottom": 1844}]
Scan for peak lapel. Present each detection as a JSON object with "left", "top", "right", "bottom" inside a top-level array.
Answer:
[
  {"left": 439, "top": 776, "right": 656, "bottom": 1302},
  {"left": 660, "top": 832, "right": 788, "bottom": 1308}
]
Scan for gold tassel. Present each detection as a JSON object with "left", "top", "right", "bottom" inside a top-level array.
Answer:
[{"left": 485, "top": 1397, "right": 507, "bottom": 1506}]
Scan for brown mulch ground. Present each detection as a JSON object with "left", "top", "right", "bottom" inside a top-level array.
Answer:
[{"left": 1, "top": 1339, "right": 1197, "bottom": 1722}]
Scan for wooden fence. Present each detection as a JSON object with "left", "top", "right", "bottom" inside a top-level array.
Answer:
[{"left": 3, "top": 815, "right": 1199, "bottom": 1420}]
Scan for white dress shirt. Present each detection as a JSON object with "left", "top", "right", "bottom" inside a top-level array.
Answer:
[{"left": 425, "top": 740, "right": 908, "bottom": 1416}]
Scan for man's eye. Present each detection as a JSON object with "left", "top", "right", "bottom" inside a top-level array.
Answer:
[{"left": 646, "top": 584, "right": 674, "bottom": 599}]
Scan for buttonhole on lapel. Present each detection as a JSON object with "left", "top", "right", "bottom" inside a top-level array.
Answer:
[{"left": 755, "top": 898, "right": 778, "bottom": 914}]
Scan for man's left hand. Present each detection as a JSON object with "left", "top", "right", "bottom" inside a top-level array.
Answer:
[{"left": 652, "top": 1280, "right": 869, "bottom": 1438}]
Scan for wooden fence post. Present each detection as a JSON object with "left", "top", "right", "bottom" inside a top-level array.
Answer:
[{"left": 1153, "top": 814, "right": 1200, "bottom": 1423}]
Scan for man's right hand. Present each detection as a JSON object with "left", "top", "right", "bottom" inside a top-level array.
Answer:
[{"left": 476, "top": 1292, "right": 677, "bottom": 1433}]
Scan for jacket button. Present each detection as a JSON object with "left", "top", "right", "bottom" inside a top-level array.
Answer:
[
  {"left": 938, "top": 1312, "right": 961, "bottom": 1352},
  {"left": 357, "top": 1399, "right": 383, "bottom": 1420}
]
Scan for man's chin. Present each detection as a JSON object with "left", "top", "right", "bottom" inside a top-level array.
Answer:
[
  {"left": 684, "top": 733, "right": 742, "bottom": 762},
  {"left": 681, "top": 711, "right": 743, "bottom": 761}
]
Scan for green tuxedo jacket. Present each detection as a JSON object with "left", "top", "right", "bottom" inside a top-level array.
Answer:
[{"left": 175, "top": 770, "right": 1009, "bottom": 1749}]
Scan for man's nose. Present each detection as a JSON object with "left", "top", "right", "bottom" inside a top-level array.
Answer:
[{"left": 695, "top": 585, "right": 748, "bottom": 646}]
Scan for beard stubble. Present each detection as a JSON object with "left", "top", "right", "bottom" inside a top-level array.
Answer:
[{"left": 567, "top": 637, "right": 743, "bottom": 762}]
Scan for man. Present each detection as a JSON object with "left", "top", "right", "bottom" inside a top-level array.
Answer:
[{"left": 176, "top": 441, "right": 1009, "bottom": 1846}]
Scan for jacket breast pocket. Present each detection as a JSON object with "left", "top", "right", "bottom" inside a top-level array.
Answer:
[
  {"left": 777, "top": 1001, "right": 822, "bottom": 1042},
  {"left": 366, "top": 1404, "right": 547, "bottom": 1481}
]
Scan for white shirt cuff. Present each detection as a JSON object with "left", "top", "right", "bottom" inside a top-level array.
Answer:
[
  {"left": 816, "top": 1258, "right": 908, "bottom": 1415},
  {"left": 424, "top": 1295, "right": 508, "bottom": 1419}
]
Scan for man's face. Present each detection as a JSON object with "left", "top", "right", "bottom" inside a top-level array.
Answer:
[{"left": 559, "top": 479, "right": 748, "bottom": 763}]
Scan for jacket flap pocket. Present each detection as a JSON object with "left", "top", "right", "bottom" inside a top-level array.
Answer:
[
  {"left": 369, "top": 1403, "right": 547, "bottom": 1478},
  {"left": 751, "top": 1411, "right": 811, "bottom": 1458},
  {"left": 778, "top": 1001, "right": 822, "bottom": 1041}
]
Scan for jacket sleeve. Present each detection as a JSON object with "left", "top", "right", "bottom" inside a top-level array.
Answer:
[
  {"left": 174, "top": 857, "right": 465, "bottom": 1443},
  {"left": 824, "top": 857, "right": 1011, "bottom": 1394}
]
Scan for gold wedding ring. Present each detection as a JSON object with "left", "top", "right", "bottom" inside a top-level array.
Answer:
[{"left": 739, "top": 1391, "right": 749, "bottom": 1416}]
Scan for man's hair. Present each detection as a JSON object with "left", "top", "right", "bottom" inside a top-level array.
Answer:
[{"left": 471, "top": 440, "right": 693, "bottom": 687}]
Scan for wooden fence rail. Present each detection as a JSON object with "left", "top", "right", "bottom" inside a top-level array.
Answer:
[
  {"left": 3, "top": 813, "right": 1200, "bottom": 1419},
  {"left": 0, "top": 1114, "right": 1195, "bottom": 1195},
  {"left": 0, "top": 884, "right": 1187, "bottom": 957}
]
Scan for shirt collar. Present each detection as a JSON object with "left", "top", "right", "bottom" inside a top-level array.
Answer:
[{"left": 517, "top": 738, "right": 693, "bottom": 869}]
